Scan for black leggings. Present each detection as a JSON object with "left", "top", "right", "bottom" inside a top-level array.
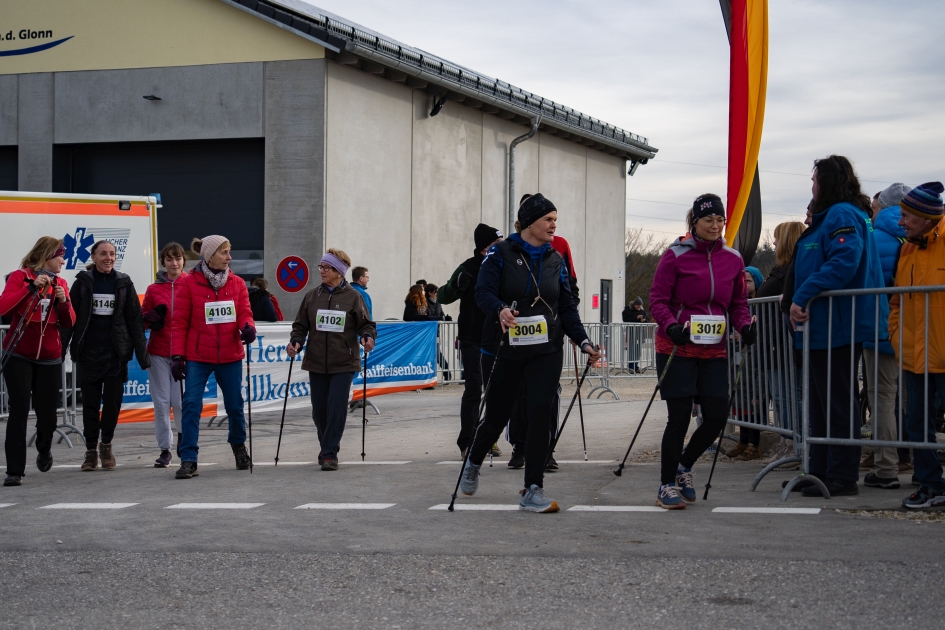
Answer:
[
  {"left": 81, "top": 375, "right": 125, "bottom": 448},
  {"left": 470, "top": 350, "right": 563, "bottom": 489},
  {"left": 3, "top": 356, "right": 61, "bottom": 476},
  {"left": 661, "top": 395, "right": 729, "bottom": 484}
]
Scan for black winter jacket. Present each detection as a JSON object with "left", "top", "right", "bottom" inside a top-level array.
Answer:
[
  {"left": 438, "top": 252, "right": 487, "bottom": 344},
  {"left": 65, "top": 270, "right": 150, "bottom": 369},
  {"left": 248, "top": 287, "right": 279, "bottom": 322},
  {"left": 622, "top": 305, "right": 648, "bottom": 323}
]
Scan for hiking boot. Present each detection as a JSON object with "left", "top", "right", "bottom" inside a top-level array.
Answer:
[
  {"left": 81, "top": 449, "right": 98, "bottom": 472},
  {"left": 99, "top": 443, "right": 116, "bottom": 470},
  {"left": 657, "top": 483, "right": 686, "bottom": 509},
  {"left": 489, "top": 443, "right": 502, "bottom": 457},
  {"left": 545, "top": 455, "right": 559, "bottom": 472},
  {"left": 802, "top": 478, "right": 858, "bottom": 497},
  {"left": 859, "top": 453, "right": 875, "bottom": 470},
  {"left": 725, "top": 442, "right": 747, "bottom": 458},
  {"left": 459, "top": 460, "right": 481, "bottom": 496},
  {"left": 321, "top": 456, "right": 338, "bottom": 471},
  {"left": 3, "top": 474, "right": 22, "bottom": 487},
  {"left": 175, "top": 461, "right": 198, "bottom": 479},
  {"left": 735, "top": 444, "right": 762, "bottom": 461},
  {"left": 508, "top": 445, "right": 525, "bottom": 469},
  {"left": 863, "top": 472, "right": 901, "bottom": 489},
  {"left": 154, "top": 450, "right": 172, "bottom": 468},
  {"left": 519, "top": 484, "right": 560, "bottom": 513},
  {"left": 901, "top": 486, "right": 945, "bottom": 510},
  {"left": 675, "top": 467, "right": 696, "bottom": 503},
  {"left": 37, "top": 450, "right": 53, "bottom": 472},
  {"left": 231, "top": 443, "right": 252, "bottom": 470}
]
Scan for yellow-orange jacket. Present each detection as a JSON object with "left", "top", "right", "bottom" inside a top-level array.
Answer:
[{"left": 890, "top": 216, "right": 945, "bottom": 373}]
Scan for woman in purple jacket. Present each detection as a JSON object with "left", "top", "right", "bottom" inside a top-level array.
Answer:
[{"left": 649, "top": 193, "right": 755, "bottom": 509}]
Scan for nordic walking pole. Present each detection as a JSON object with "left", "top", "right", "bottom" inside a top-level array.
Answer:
[
  {"left": 613, "top": 344, "right": 678, "bottom": 477},
  {"left": 572, "top": 344, "right": 588, "bottom": 461},
  {"left": 245, "top": 341, "right": 254, "bottom": 474},
  {"left": 274, "top": 355, "right": 295, "bottom": 466},
  {"left": 448, "top": 302, "right": 514, "bottom": 512},
  {"left": 545, "top": 355, "right": 595, "bottom": 469},
  {"left": 703, "top": 320, "right": 754, "bottom": 500},
  {"left": 361, "top": 346, "right": 369, "bottom": 461}
]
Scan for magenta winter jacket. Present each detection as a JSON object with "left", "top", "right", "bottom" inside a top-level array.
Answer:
[{"left": 649, "top": 236, "right": 751, "bottom": 356}]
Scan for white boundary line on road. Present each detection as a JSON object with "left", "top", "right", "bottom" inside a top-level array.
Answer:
[
  {"left": 254, "top": 462, "right": 314, "bottom": 466},
  {"left": 341, "top": 461, "right": 412, "bottom": 465},
  {"left": 0, "top": 504, "right": 16, "bottom": 508},
  {"left": 568, "top": 505, "right": 666, "bottom": 512},
  {"left": 39, "top": 503, "right": 138, "bottom": 509},
  {"left": 428, "top": 504, "right": 519, "bottom": 511},
  {"left": 164, "top": 503, "right": 265, "bottom": 509},
  {"left": 435, "top": 461, "right": 613, "bottom": 465},
  {"left": 712, "top": 507, "right": 822, "bottom": 515},
  {"left": 295, "top": 503, "right": 396, "bottom": 510}
]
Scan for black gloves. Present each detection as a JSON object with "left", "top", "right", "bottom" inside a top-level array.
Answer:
[
  {"left": 144, "top": 304, "right": 168, "bottom": 331},
  {"left": 740, "top": 322, "right": 757, "bottom": 347},
  {"left": 171, "top": 356, "right": 187, "bottom": 382},
  {"left": 240, "top": 323, "right": 256, "bottom": 345},
  {"left": 666, "top": 324, "right": 691, "bottom": 346},
  {"left": 444, "top": 314, "right": 453, "bottom": 321}
]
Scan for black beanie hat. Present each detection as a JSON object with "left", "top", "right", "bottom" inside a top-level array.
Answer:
[
  {"left": 518, "top": 193, "right": 557, "bottom": 230},
  {"left": 691, "top": 194, "right": 726, "bottom": 223},
  {"left": 474, "top": 223, "right": 503, "bottom": 252}
]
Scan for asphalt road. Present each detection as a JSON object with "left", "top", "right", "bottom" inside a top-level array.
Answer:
[{"left": 1, "top": 387, "right": 942, "bottom": 629}]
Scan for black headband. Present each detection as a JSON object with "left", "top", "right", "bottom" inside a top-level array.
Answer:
[
  {"left": 518, "top": 193, "right": 557, "bottom": 230},
  {"left": 691, "top": 194, "right": 726, "bottom": 222}
]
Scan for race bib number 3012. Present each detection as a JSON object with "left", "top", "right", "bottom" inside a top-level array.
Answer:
[
  {"left": 316, "top": 309, "right": 346, "bottom": 333},
  {"left": 509, "top": 315, "right": 548, "bottom": 346},
  {"left": 205, "top": 300, "right": 236, "bottom": 325},
  {"left": 690, "top": 315, "right": 726, "bottom": 345},
  {"left": 91, "top": 293, "right": 115, "bottom": 316}
]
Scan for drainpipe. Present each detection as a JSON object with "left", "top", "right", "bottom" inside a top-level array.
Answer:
[{"left": 508, "top": 116, "right": 541, "bottom": 235}]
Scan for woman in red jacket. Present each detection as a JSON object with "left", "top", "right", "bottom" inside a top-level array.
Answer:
[
  {"left": 170, "top": 235, "right": 255, "bottom": 479},
  {"left": 0, "top": 237, "right": 76, "bottom": 486},
  {"left": 142, "top": 242, "right": 186, "bottom": 468}
]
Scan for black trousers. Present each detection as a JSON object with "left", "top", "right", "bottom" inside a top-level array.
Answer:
[
  {"left": 661, "top": 396, "right": 729, "bottom": 484},
  {"left": 81, "top": 375, "right": 125, "bottom": 448},
  {"left": 508, "top": 384, "right": 558, "bottom": 451},
  {"left": 808, "top": 344, "right": 862, "bottom": 482},
  {"left": 457, "top": 341, "right": 483, "bottom": 451},
  {"left": 309, "top": 371, "right": 356, "bottom": 459},
  {"left": 470, "top": 349, "right": 563, "bottom": 489},
  {"left": 3, "top": 356, "right": 61, "bottom": 477}
]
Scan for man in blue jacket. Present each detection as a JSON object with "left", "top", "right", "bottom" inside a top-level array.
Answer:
[
  {"left": 789, "top": 155, "right": 887, "bottom": 497},
  {"left": 351, "top": 266, "right": 372, "bottom": 320}
]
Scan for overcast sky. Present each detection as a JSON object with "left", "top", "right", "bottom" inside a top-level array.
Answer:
[{"left": 307, "top": 0, "right": 944, "bottom": 243}]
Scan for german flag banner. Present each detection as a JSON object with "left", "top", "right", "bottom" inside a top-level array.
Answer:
[{"left": 722, "top": 0, "right": 768, "bottom": 260}]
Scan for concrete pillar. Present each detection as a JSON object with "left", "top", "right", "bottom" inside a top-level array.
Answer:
[
  {"left": 264, "top": 59, "right": 326, "bottom": 317},
  {"left": 17, "top": 73, "right": 53, "bottom": 191},
  {"left": 0, "top": 75, "right": 17, "bottom": 147}
]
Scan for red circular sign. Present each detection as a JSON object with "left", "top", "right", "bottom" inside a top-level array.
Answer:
[{"left": 276, "top": 256, "right": 309, "bottom": 293}]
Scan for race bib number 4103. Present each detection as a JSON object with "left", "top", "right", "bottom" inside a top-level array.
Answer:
[
  {"left": 316, "top": 309, "right": 346, "bottom": 333},
  {"left": 204, "top": 300, "right": 236, "bottom": 324},
  {"left": 509, "top": 315, "right": 548, "bottom": 346},
  {"left": 690, "top": 315, "right": 726, "bottom": 345}
]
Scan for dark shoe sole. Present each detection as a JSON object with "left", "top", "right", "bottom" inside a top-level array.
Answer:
[
  {"left": 864, "top": 477, "right": 901, "bottom": 489},
  {"left": 656, "top": 499, "right": 685, "bottom": 510},
  {"left": 508, "top": 461, "right": 525, "bottom": 469},
  {"left": 3, "top": 477, "right": 23, "bottom": 486},
  {"left": 321, "top": 461, "right": 338, "bottom": 471},
  {"left": 37, "top": 452, "right": 53, "bottom": 473},
  {"left": 175, "top": 470, "right": 199, "bottom": 479}
]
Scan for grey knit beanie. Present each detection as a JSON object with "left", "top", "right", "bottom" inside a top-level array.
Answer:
[{"left": 877, "top": 183, "right": 912, "bottom": 210}]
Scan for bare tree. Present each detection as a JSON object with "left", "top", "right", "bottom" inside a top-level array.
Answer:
[{"left": 624, "top": 227, "right": 669, "bottom": 317}]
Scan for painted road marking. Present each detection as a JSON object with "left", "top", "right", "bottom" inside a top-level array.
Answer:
[
  {"left": 53, "top": 465, "right": 82, "bottom": 468},
  {"left": 165, "top": 503, "right": 265, "bottom": 509},
  {"left": 342, "top": 461, "right": 411, "bottom": 465},
  {"left": 437, "top": 461, "right": 507, "bottom": 465},
  {"left": 428, "top": 504, "right": 519, "bottom": 511},
  {"left": 0, "top": 504, "right": 16, "bottom": 508},
  {"left": 254, "top": 462, "right": 314, "bottom": 466},
  {"left": 568, "top": 505, "right": 666, "bottom": 512},
  {"left": 436, "top": 460, "right": 612, "bottom": 465},
  {"left": 295, "top": 503, "right": 396, "bottom": 510},
  {"left": 39, "top": 503, "right": 138, "bottom": 509},
  {"left": 712, "top": 507, "right": 821, "bottom": 515}
]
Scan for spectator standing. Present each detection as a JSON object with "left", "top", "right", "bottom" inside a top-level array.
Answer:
[
  {"left": 726, "top": 266, "right": 765, "bottom": 461},
  {"left": 789, "top": 155, "right": 886, "bottom": 498},
  {"left": 351, "top": 266, "right": 372, "bottom": 320},
  {"left": 424, "top": 283, "right": 445, "bottom": 320},
  {"left": 248, "top": 278, "right": 280, "bottom": 322},
  {"left": 403, "top": 285, "right": 436, "bottom": 321},
  {"left": 622, "top": 296, "right": 647, "bottom": 373},
  {"left": 889, "top": 182, "right": 945, "bottom": 509},
  {"left": 862, "top": 182, "right": 911, "bottom": 488}
]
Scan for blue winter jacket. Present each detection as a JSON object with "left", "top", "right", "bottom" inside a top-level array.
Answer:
[
  {"left": 352, "top": 283, "right": 373, "bottom": 320},
  {"left": 792, "top": 201, "right": 888, "bottom": 350},
  {"left": 864, "top": 204, "right": 906, "bottom": 355}
]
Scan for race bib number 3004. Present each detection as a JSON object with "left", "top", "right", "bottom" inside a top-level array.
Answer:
[
  {"left": 316, "top": 309, "right": 346, "bottom": 333},
  {"left": 204, "top": 300, "right": 236, "bottom": 324},
  {"left": 91, "top": 293, "right": 115, "bottom": 316},
  {"left": 509, "top": 315, "right": 548, "bottom": 346},
  {"left": 690, "top": 315, "right": 726, "bottom": 345}
]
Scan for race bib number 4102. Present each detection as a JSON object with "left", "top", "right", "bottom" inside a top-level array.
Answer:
[
  {"left": 509, "top": 315, "right": 548, "bottom": 346},
  {"left": 690, "top": 315, "right": 726, "bottom": 345},
  {"left": 204, "top": 300, "right": 236, "bottom": 324},
  {"left": 91, "top": 293, "right": 116, "bottom": 316},
  {"left": 316, "top": 309, "right": 346, "bottom": 333}
]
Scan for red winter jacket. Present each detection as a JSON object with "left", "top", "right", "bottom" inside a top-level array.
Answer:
[
  {"left": 171, "top": 267, "right": 254, "bottom": 364},
  {"left": 0, "top": 269, "right": 76, "bottom": 362},
  {"left": 142, "top": 271, "right": 186, "bottom": 358}
]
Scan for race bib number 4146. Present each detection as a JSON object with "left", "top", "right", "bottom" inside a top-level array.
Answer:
[
  {"left": 205, "top": 300, "right": 236, "bottom": 324},
  {"left": 91, "top": 293, "right": 115, "bottom": 316}
]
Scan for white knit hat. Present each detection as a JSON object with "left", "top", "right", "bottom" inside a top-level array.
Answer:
[{"left": 195, "top": 235, "right": 228, "bottom": 261}]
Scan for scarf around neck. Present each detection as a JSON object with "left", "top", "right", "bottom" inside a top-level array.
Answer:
[{"left": 197, "top": 260, "right": 229, "bottom": 290}]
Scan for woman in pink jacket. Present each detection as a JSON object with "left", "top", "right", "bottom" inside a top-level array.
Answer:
[
  {"left": 169, "top": 235, "right": 255, "bottom": 479},
  {"left": 141, "top": 242, "right": 186, "bottom": 468},
  {"left": 648, "top": 193, "right": 754, "bottom": 509}
]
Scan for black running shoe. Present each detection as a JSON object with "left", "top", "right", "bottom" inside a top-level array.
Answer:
[
  {"left": 902, "top": 486, "right": 945, "bottom": 510},
  {"left": 508, "top": 445, "right": 525, "bottom": 469},
  {"left": 37, "top": 450, "right": 53, "bottom": 472},
  {"left": 231, "top": 443, "right": 252, "bottom": 470},
  {"left": 154, "top": 450, "right": 172, "bottom": 468},
  {"left": 175, "top": 461, "right": 198, "bottom": 479},
  {"left": 545, "top": 455, "right": 559, "bottom": 472},
  {"left": 863, "top": 472, "right": 900, "bottom": 489},
  {"left": 3, "top": 474, "right": 23, "bottom": 486},
  {"left": 321, "top": 456, "right": 338, "bottom": 471}
]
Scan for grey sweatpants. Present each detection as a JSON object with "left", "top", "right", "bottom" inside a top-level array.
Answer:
[{"left": 149, "top": 355, "right": 182, "bottom": 451}]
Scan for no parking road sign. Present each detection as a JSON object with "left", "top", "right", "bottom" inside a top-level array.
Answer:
[{"left": 276, "top": 256, "right": 309, "bottom": 293}]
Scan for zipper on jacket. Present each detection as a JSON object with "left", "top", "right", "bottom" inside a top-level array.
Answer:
[{"left": 707, "top": 242, "right": 716, "bottom": 315}]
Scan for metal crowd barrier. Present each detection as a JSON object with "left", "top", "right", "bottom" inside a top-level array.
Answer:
[
  {"left": 774, "top": 285, "right": 945, "bottom": 500},
  {"left": 0, "top": 325, "right": 82, "bottom": 448}
]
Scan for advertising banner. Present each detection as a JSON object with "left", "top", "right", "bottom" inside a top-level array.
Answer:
[{"left": 352, "top": 321, "right": 438, "bottom": 399}]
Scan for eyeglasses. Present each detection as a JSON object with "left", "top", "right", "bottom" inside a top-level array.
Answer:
[{"left": 317, "top": 264, "right": 335, "bottom": 272}]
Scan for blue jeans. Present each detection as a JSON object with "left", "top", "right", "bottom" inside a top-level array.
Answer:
[
  {"left": 903, "top": 371, "right": 945, "bottom": 492},
  {"left": 180, "top": 360, "right": 246, "bottom": 463},
  {"left": 309, "top": 371, "right": 356, "bottom": 459}
]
